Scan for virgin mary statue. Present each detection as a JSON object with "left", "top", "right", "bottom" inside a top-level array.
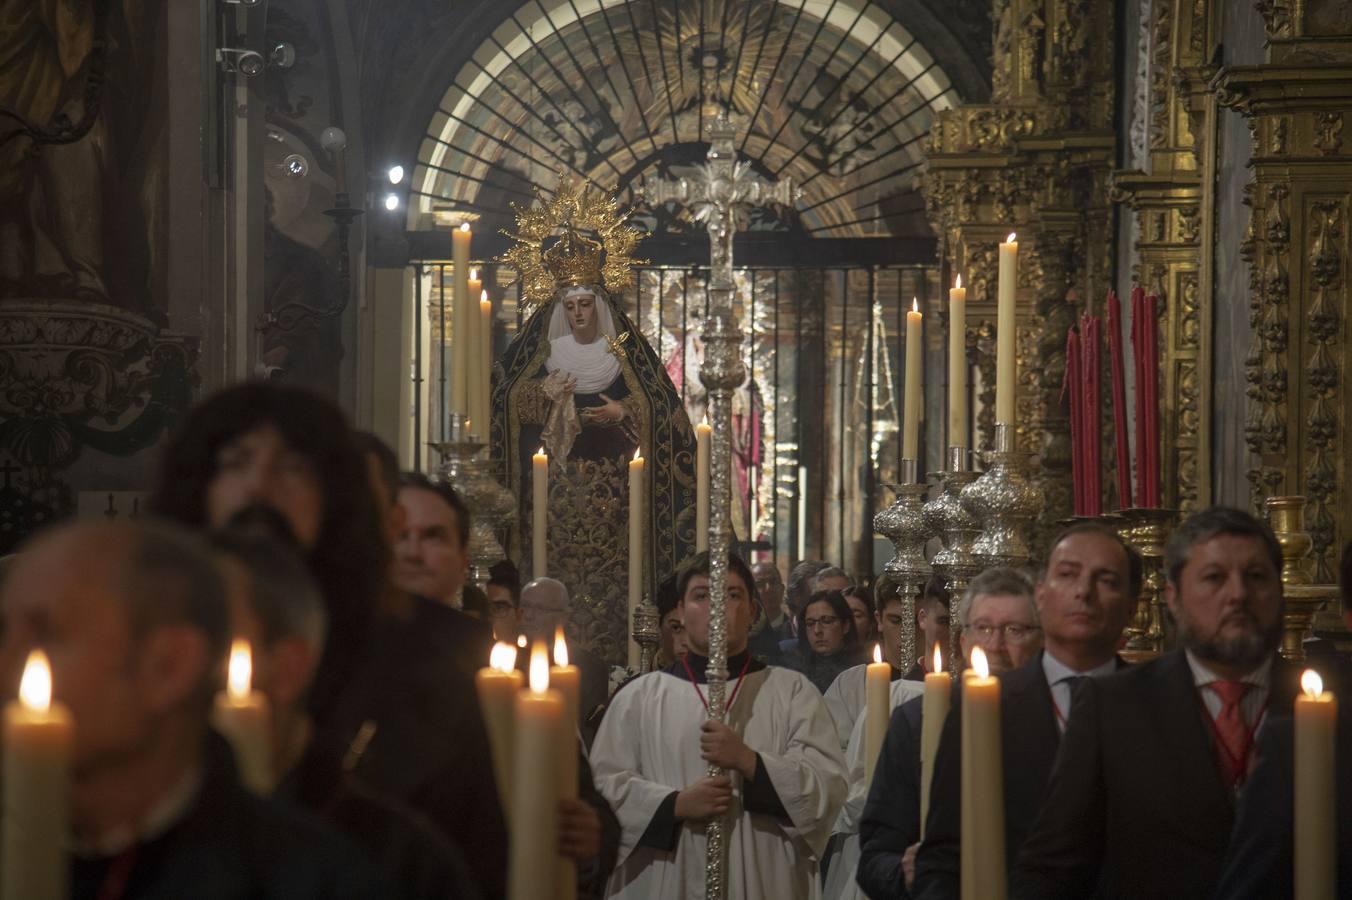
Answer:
[{"left": 491, "top": 188, "right": 696, "bottom": 666}]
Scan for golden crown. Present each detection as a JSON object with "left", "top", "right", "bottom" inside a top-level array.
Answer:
[
  {"left": 543, "top": 227, "right": 604, "bottom": 290},
  {"left": 500, "top": 180, "right": 645, "bottom": 314}
]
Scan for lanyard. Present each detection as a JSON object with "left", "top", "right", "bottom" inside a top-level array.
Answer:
[
  {"left": 681, "top": 653, "right": 754, "bottom": 716},
  {"left": 96, "top": 847, "right": 138, "bottom": 900}
]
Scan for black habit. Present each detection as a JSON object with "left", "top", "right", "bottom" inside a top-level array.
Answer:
[
  {"left": 1212, "top": 669, "right": 1351, "bottom": 899},
  {"left": 857, "top": 693, "right": 928, "bottom": 900},
  {"left": 70, "top": 735, "right": 394, "bottom": 900},
  {"left": 1011, "top": 649, "right": 1296, "bottom": 900}
]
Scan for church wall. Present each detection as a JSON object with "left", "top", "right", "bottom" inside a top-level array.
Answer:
[{"left": 1211, "top": 2, "right": 1267, "bottom": 509}]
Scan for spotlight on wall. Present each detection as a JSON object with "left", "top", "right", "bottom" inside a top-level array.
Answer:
[
  {"left": 384, "top": 194, "right": 400, "bottom": 211},
  {"left": 270, "top": 42, "right": 296, "bottom": 69},
  {"left": 387, "top": 165, "right": 405, "bottom": 185}
]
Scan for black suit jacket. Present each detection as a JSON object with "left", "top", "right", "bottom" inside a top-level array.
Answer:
[
  {"left": 857, "top": 693, "right": 929, "bottom": 900},
  {"left": 1012, "top": 650, "right": 1296, "bottom": 900},
  {"left": 912, "top": 653, "right": 1071, "bottom": 900},
  {"left": 1213, "top": 673, "right": 1351, "bottom": 898}
]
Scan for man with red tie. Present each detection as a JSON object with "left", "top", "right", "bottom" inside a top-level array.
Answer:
[{"left": 1012, "top": 506, "right": 1292, "bottom": 900}]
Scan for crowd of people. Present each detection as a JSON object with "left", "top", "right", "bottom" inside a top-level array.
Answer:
[{"left": 0, "top": 381, "right": 1347, "bottom": 899}]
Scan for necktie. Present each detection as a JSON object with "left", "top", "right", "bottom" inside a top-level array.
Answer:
[{"left": 1208, "top": 680, "right": 1252, "bottom": 788}]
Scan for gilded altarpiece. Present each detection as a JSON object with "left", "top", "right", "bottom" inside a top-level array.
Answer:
[
  {"left": 1111, "top": 0, "right": 1219, "bottom": 515},
  {"left": 924, "top": 0, "right": 1116, "bottom": 549},
  {"left": 1216, "top": 7, "right": 1352, "bottom": 579}
]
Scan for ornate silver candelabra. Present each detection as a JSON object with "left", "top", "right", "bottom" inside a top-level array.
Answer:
[
  {"left": 630, "top": 593, "right": 660, "bottom": 674},
  {"left": 430, "top": 415, "right": 516, "bottom": 592},
  {"left": 873, "top": 460, "right": 931, "bottom": 671},
  {"left": 924, "top": 447, "right": 982, "bottom": 673},
  {"left": 961, "top": 424, "right": 1042, "bottom": 570}
]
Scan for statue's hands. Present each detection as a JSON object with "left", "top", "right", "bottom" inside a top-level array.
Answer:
[
  {"left": 542, "top": 371, "right": 577, "bottom": 402},
  {"left": 581, "top": 393, "right": 626, "bottom": 426}
]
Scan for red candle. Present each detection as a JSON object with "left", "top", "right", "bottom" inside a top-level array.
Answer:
[
  {"left": 1130, "top": 286, "right": 1146, "bottom": 507},
  {"left": 1143, "top": 293, "right": 1162, "bottom": 507},
  {"left": 1065, "top": 328, "right": 1084, "bottom": 515},
  {"left": 1082, "top": 314, "right": 1103, "bottom": 516},
  {"left": 1106, "top": 291, "right": 1132, "bottom": 510}
]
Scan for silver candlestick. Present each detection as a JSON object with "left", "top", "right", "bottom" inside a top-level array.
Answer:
[
  {"left": 961, "top": 424, "right": 1043, "bottom": 570},
  {"left": 430, "top": 414, "right": 516, "bottom": 593},
  {"left": 873, "top": 459, "right": 931, "bottom": 671},
  {"left": 631, "top": 593, "right": 660, "bottom": 674},
  {"left": 924, "top": 446, "right": 982, "bottom": 673}
]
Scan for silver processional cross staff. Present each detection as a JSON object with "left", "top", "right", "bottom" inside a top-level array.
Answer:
[{"left": 640, "top": 108, "right": 800, "bottom": 900}]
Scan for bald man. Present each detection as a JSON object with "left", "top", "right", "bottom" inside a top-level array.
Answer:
[{"left": 0, "top": 520, "right": 392, "bottom": 899}]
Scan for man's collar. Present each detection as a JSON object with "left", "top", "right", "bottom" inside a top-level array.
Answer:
[
  {"left": 1185, "top": 650, "right": 1273, "bottom": 687},
  {"left": 1042, "top": 648, "right": 1119, "bottom": 685},
  {"left": 71, "top": 764, "right": 204, "bottom": 859},
  {"left": 668, "top": 648, "right": 765, "bottom": 683}
]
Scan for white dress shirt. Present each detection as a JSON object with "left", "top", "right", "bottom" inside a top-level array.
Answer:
[
  {"left": 1042, "top": 650, "right": 1119, "bottom": 731},
  {"left": 1185, "top": 651, "right": 1272, "bottom": 729}
]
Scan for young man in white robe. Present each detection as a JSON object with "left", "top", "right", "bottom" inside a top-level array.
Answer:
[{"left": 591, "top": 551, "right": 848, "bottom": 900}]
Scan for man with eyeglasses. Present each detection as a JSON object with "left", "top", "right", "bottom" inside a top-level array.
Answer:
[
  {"left": 858, "top": 567, "right": 1042, "bottom": 900},
  {"left": 486, "top": 560, "right": 523, "bottom": 642},
  {"left": 912, "top": 524, "right": 1140, "bottom": 900}
]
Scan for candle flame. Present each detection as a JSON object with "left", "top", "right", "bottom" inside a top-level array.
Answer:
[
  {"left": 459, "top": 222, "right": 470, "bottom": 232},
  {"left": 1301, "top": 669, "right": 1324, "bottom": 699},
  {"left": 912, "top": 297, "right": 919, "bottom": 314},
  {"left": 227, "top": 639, "right": 253, "bottom": 701},
  {"left": 1006, "top": 232, "right": 1017, "bottom": 244},
  {"left": 470, "top": 268, "right": 479, "bottom": 281},
  {"left": 481, "top": 289, "right": 489, "bottom": 303},
  {"left": 873, "top": 643, "right": 883, "bottom": 664},
  {"left": 490, "top": 641, "right": 518, "bottom": 673},
  {"left": 933, "top": 642, "right": 943, "bottom": 674},
  {"left": 633, "top": 447, "right": 642, "bottom": 462},
  {"left": 517, "top": 634, "right": 528, "bottom": 648},
  {"left": 701, "top": 415, "right": 709, "bottom": 428},
  {"left": 971, "top": 645, "right": 990, "bottom": 678},
  {"left": 529, "top": 641, "right": 550, "bottom": 694},
  {"left": 954, "top": 273, "right": 962, "bottom": 290},
  {"left": 554, "top": 626, "right": 570, "bottom": 667},
  {"left": 18, "top": 649, "right": 52, "bottom": 713}
]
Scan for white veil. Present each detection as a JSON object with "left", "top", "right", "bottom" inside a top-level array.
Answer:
[{"left": 544, "top": 287, "right": 622, "bottom": 393}]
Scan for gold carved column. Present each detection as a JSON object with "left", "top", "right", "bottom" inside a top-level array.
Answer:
[
  {"left": 1110, "top": 0, "right": 1219, "bottom": 514},
  {"left": 1216, "top": 8, "right": 1352, "bottom": 579},
  {"left": 924, "top": 0, "right": 1117, "bottom": 549}
]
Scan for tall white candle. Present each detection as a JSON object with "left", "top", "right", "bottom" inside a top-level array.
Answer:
[
  {"left": 508, "top": 644, "right": 563, "bottom": 900},
  {"left": 532, "top": 448, "right": 548, "bottom": 578},
  {"left": 903, "top": 298, "right": 923, "bottom": 464},
  {"left": 480, "top": 289, "right": 494, "bottom": 439},
  {"left": 2, "top": 650, "right": 71, "bottom": 900},
  {"left": 797, "top": 465, "right": 808, "bottom": 560},
  {"left": 451, "top": 224, "right": 472, "bottom": 417},
  {"left": 864, "top": 644, "right": 891, "bottom": 787},
  {"left": 551, "top": 630, "right": 580, "bottom": 900},
  {"left": 696, "top": 418, "right": 711, "bottom": 552},
  {"left": 919, "top": 643, "right": 951, "bottom": 837},
  {"left": 212, "top": 639, "right": 273, "bottom": 794},
  {"left": 464, "top": 268, "right": 483, "bottom": 435},
  {"left": 628, "top": 449, "right": 645, "bottom": 670},
  {"left": 475, "top": 642, "right": 522, "bottom": 817},
  {"left": 948, "top": 275, "right": 968, "bottom": 451},
  {"left": 1295, "top": 669, "right": 1336, "bottom": 900},
  {"left": 960, "top": 647, "right": 1006, "bottom": 900},
  {"left": 995, "top": 234, "right": 1018, "bottom": 425}
]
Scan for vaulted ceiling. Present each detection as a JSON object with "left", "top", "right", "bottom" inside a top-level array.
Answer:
[{"left": 408, "top": 0, "right": 968, "bottom": 242}]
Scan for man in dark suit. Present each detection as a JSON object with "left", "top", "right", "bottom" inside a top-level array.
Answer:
[
  {"left": 911, "top": 524, "right": 1141, "bottom": 900},
  {"left": 857, "top": 567, "right": 1042, "bottom": 900},
  {"left": 1013, "top": 506, "right": 1292, "bottom": 900},
  {"left": 1212, "top": 543, "right": 1352, "bottom": 899},
  {"left": 902, "top": 575, "right": 953, "bottom": 681}
]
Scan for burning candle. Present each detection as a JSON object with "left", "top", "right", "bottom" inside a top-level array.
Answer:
[
  {"left": 551, "top": 629, "right": 580, "bottom": 900},
  {"left": 464, "top": 269, "right": 484, "bottom": 434},
  {"left": 695, "top": 417, "right": 711, "bottom": 552},
  {"left": 864, "top": 643, "right": 891, "bottom": 787},
  {"left": 476, "top": 642, "right": 523, "bottom": 815},
  {"left": 1295, "top": 669, "right": 1336, "bottom": 900},
  {"left": 212, "top": 639, "right": 273, "bottom": 794},
  {"left": 920, "top": 643, "right": 952, "bottom": 837},
  {"left": 451, "top": 223, "right": 472, "bottom": 417},
  {"left": 480, "top": 289, "right": 494, "bottom": 439},
  {"left": 996, "top": 233, "right": 1018, "bottom": 425},
  {"left": 508, "top": 643, "right": 563, "bottom": 900},
  {"left": 532, "top": 447, "right": 548, "bottom": 578},
  {"left": 948, "top": 275, "right": 968, "bottom": 452},
  {"left": 960, "top": 646, "right": 1006, "bottom": 900},
  {"left": 903, "top": 298, "right": 923, "bottom": 466},
  {"left": 2, "top": 650, "right": 71, "bottom": 900},
  {"left": 628, "top": 448, "right": 645, "bottom": 670}
]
